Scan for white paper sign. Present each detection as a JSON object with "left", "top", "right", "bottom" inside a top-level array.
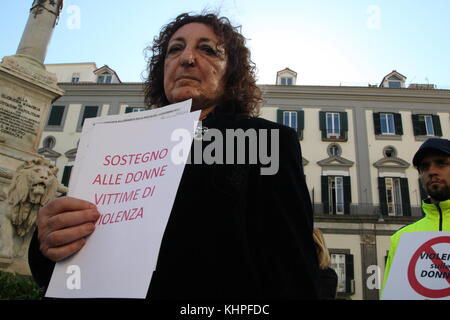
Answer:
[
  {"left": 46, "top": 101, "right": 199, "bottom": 298},
  {"left": 382, "top": 231, "right": 450, "bottom": 300},
  {"left": 69, "top": 100, "right": 193, "bottom": 193}
]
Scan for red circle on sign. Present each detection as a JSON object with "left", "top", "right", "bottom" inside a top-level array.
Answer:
[{"left": 407, "top": 236, "right": 450, "bottom": 298}]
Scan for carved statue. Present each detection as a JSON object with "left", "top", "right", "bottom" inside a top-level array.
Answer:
[{"left": 7, "top": 157, "right": 59, "bottom": 237}]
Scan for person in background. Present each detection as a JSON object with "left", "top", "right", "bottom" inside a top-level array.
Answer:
[
  {"left": 28, "top": 11, "right": 320, "bottom": 299},
  {"left": 313, "top": 228, "right": 338, "bottom": 299},
  {"left": 382, "top": 138, "right": 450, "bottom": 295}
]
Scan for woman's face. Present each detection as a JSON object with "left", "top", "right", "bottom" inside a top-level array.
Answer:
[{"left": 164, "top": 23, "right": 227, "bottom": 110}]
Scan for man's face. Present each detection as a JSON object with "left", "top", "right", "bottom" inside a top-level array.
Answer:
[{"left": 418, "top": 154, "right": 450, "bottom": 202}]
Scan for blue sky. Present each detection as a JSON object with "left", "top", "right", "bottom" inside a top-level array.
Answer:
[{"left": 2, "top": 0, "right": 450, "bottom": 87}]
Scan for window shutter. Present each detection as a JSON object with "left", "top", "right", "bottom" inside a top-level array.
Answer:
[
  {"left": 343, "top": 176, "right": 351, "bottom": 215},
  {"left": 373, "top": 112, "right": 381, "bottom": 135},
  {"left": 394, "top": 113, "right": 403, "bottom": 135},
  {"left": 345, "top": 254, "right": 354, "bottom": 294},
  {"left": 321, "top": 176, "right": 329, "bottom": 214},
  {"left": 297, "top": 110, "right": 304, "bottom": 138},
  {"left": 277, "top": 109, "right": 283, "bottom": 124},
  {"left": 432, "top": 115, "right": 442, "bottom": 136},
  {"left": 81, "top": 106, "right": 99, "bottom": 128},
  {"left": 319, "top": 111, "right": 326, "bottom": 139},
  {"left": 339, "top": 112, "right": 348, "bottom": 138},
  {"left": 412, "top": 114, "right": 420, "bottom": 136},
  {"left": 47, "top": 105, "right": 65, "bottom": 126},
  {"left": 400, "top": 178, "right": 411, "bottom": 216},
  {"left": 125, "top": 107, "right": 134, "bottom": 113},
  {"left": 378, "top": 177, "right": 388, "bottom": 216},
  {"left": 61, "top": 165, "right": 73, "bottom": 187}
]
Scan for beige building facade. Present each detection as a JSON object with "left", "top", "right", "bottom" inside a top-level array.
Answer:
[{"left": 39, "top": 65, "right": 450, "bottom": 299}]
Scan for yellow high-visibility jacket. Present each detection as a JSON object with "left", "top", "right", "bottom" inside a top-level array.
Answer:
[{"left": 381, "top": 199, "right": 450, "bottom": 296}]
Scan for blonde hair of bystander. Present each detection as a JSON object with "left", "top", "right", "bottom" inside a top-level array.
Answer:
[{"left": 313, "top": 228, "right": 332, "bottom": 270}]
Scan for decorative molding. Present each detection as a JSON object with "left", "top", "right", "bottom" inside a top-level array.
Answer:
[
  {"left": 65, "top": 148, "right": 77, "bottom": 162},
  {"left": 1, "top": 55, "right": 64, "bottom": 96},
  {"left": 373, "top": 157, "right": 410, "bottom": 169},
  {"left": 360, "top": 233, "right": 376, "bottom": 245},
  {"left": 31, "top": 0, "right": 63, "bottom": 22},
  {"left": 317, "top": 155, "right": 354, "bottom": 167},
  {"left": 38, "top": 147, "right": 61, "bottom": 159},
  {"left": 374, "top": 134, "right": 402, "bottom": 141},
  {"left": 0, "top": 167, "right": 14, "bottom": 180},
  {"left": 302, "top": 157, "right": 309, "bottom": 166}
]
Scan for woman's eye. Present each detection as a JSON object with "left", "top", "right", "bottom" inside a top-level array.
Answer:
[
  {"left": 200, "top": 45, "right": 218, "bottom": 56},
  {"left": 167, "top": 45, "right": 182, "bottom": 55}
]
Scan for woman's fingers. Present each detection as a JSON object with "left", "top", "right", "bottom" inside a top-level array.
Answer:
[
  {"left": 41, "top": 196, "right": 96, "bottom": 218},
  {"left": 45, "top": 209, "right": 99, "bottom": 232},
  {"left": 43, "top": 238, "right": 87, "bottom": 262},
  {"left": 36, "top": 196, "right": 100, "bottom": 262}
]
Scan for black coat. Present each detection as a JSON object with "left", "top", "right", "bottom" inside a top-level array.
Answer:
[
  {"left": 318, "top": 267, "right": 338, "bottom": 300},
  {"left": 28, "top": 105, "right": 320, "bottom": 300}
]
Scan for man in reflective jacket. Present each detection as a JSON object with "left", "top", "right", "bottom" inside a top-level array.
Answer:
[{"left": 382, "top": 138, "right": 450, "bottom": 294}]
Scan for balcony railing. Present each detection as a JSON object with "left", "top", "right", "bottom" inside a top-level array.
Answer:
[{"left": 313, "top": 202, "right": 423, "bottom": 217}]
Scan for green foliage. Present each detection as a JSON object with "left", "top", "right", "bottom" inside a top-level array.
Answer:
[{"left": 0, "top": 271, "right": 44, "bottom": 300}]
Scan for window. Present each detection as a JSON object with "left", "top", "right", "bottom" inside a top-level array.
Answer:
[
  {"left": 385, "top": 177, "right": 403, "bottom": 216},
  {"left": 280, "top": 77, "right": 293, "bottom": 85},
  {"left": 331, "top": 254, "right": 346, "bottom": 292},
  {"left": 277, "top": 110, "right": 304, "bottom": 139},
  {"left": 79, "top": 106, "right": 99, "bottom": 129},
  {"left": 383, "top": 146, "right": 397, "bottom": 158},
  {"left": 319, "top": 111, "right": 348, "bottom": 141},
  {"left": 97, "top": 72, "right": 112, "bottom": 83},
  {"left": 61, "top": 165, "right": 73, "bottom": 187},
  {"left": 327, "top": 143, "right": 342, "bottom": 157},
  {"left": 330, "top": 252, "right": 354, "bottom": 295},
  {"left": 412, "top": 114, "right": 442, "bottom": 137},
  {"left": 322, "top": 175, "right": 352, "bottom": 215},
  {"left": 42, "top": 136, "right": 56, "bottom": 149},
  {"left": 373, "top": 112, "right": 403, "bottom": 136},
  {"left": 423, "top": 115, "right": 435, "bottom": 136},
  {"left": 326, "top": 113, "right": 340, "bottom": 137},
  {"left": 283, "top": 111, "right": 297, "bottom": 131},
  {"left": 388, "top": 81, "right": 401, "bottom": 88},
  {"left": 380, "top": 113, "right": 395, "bottom": 134},
  {"left": 47, "top": 105, "right": 65, "bottom": 127},
  {"left": 378, "top": 177, "right": 411, "bottom": 216},
  {"left": 329, "top": 176, "right": 344, "bottom": 214},
  {"left": 71, "top": 73, "right": 80, "bottom": 83}
]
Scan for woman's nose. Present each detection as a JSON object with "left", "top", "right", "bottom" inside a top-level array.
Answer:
[{"left": 179, "top": 47, "right": 196, "bottom": 66}]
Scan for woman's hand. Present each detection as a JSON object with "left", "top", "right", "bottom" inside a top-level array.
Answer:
[{"left": 37, "top": 197, "right": 100, "bottom": 262}]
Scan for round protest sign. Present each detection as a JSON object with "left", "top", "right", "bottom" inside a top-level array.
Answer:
[{"left": 407, "top": 236, "right": 450, "bottom": 299}]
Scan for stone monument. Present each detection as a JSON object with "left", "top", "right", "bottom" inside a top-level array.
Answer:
[{"left": 0, "top": 0, "right": 67, "bottom": 274}]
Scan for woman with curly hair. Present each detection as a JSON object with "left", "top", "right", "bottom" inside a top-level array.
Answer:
[{"left": 29, "top": 12, "right": 319, "bottom": 300}]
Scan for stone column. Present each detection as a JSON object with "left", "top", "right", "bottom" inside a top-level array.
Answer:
[
  {"left": 17, "top": 0, "right": 64, "bottom": 64},
  {"left": 0, "top": 0, "right": 66, "bottom": 274}
]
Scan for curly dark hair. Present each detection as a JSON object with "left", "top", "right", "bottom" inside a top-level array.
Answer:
[{"left": 144, "top": 12, "right": 262, "bottom": 116}]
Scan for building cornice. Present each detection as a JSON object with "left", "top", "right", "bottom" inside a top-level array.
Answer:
[
  {"left": 57, "top": 82, "right": 145, "bottom": 97},
  {"left": 259, "top": 84, "right": 450, "bottom": 104}
]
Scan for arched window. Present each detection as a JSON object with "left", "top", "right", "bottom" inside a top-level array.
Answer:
[
  {"left": 42, "top": 136, "right": 56, "bottom": 149},
  {"left": 383, "top": 146, "right": 397, "bottom": 158},
  {"left": 327, "top": 143, "right": 342, "bottom": 157}
]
